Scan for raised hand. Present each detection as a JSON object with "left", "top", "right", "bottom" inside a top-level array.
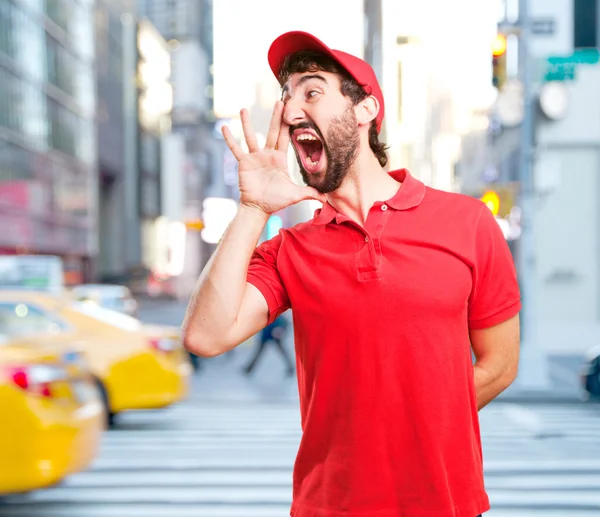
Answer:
[{"left": 222, "top": 101, "right": 326, "bottom": 215}]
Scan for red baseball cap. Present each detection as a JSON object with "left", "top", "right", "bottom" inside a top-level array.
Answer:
[{"left": 268, "top": 31, "right": 385, "bottom": 133}]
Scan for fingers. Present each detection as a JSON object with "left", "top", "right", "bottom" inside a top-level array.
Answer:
[
  {"left": 276, "top": 119, "right": 291, "bottom": 153},
  {"left": 222, "top": 125, "right": 245, "bottom": 161},
  {"left": 240, "top": 109, "right": 260, "bottom": 153},
  {"left": 264, "top": 101, "right": 283, "bottom": 150}
]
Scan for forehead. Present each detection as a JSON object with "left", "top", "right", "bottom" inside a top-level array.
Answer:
[{"left": 282, "top": 70, "right": 341, "bottom": 93}]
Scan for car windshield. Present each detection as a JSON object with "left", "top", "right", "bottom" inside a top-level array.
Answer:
[
  {"left": 72, "top": 287, "right": 130, "bottom": 311},
  {"left": 70, "top": 302, "right": 141, "bottom": 332},
  {"left": 0, "top": 302, "right": 64, "bottom": 337}
]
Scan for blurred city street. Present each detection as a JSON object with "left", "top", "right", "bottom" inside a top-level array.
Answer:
[
  {"left": 0, "top": 298, "right": 599, "bottom": 517},
  {"left": 2, "top": 0, "right": 600, "bottom": 514}
]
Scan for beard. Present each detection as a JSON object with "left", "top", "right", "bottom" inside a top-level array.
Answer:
[{"left": 291, "top": 107, "right": 360, "bottom": 194}]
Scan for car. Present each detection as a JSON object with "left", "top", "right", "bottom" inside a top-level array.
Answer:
[
  {"left": 70, "top": 284, "right": 139, "bottom": 318},
  {"left": 0, "top": 291, "right": 192, "bottom": 427},
  {"left": 0, "top": 334, "right": 104, "bottom": 495},
  {"left": 582, "top": 344, "right": 600, "bottom": 399}
]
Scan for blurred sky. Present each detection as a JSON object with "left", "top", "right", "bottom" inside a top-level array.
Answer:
[
  {"left": 212, "top": 0, "right": 365, "bottom": 119},
  {"left": 213, "top": 0, "right": 503, "bottom": 140}
]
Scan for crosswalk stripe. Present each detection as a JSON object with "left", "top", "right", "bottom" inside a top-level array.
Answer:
[
  {"left": 61, "top": 470, "right": 293, "bottom": 487},
  {"left": 48, "top": 471, "right": 600, "bottom": 491},
  {"left": 5, "top": 486, "right": 294, "bottom": 504},
  {"left": 90, "top": 456, "right": 296, "bottom": 470},
  {"left": 3, "top": 394, "right": 600, "bottom": 517},
  {"left": 0, "top": 504, "right": 291, "bottom": 517}
]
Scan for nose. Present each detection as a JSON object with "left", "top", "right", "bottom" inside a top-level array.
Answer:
[{"left": 282, "top": 98, "right": 306, "bottom": 127}]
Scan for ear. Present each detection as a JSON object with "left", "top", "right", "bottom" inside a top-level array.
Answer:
[{"left": 355, "top": 96, "right": 379, "bottom": 128}]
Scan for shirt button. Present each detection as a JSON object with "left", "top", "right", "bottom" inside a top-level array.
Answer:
[
  {"left": 365, "top": 236, "right": 369, "bottom": 242},
  {"left": 381, "top": 204, "right": 388, "bottom": 211}
]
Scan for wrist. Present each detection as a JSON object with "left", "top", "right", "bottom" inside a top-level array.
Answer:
[{"left": 239, "top": 203, "right": 271, "bottom": 224}]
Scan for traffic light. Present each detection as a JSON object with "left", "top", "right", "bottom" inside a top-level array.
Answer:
[
  {"left": 480, "top": 190, "right": 501, "bottom": 217},
  {"left": 478, "top": 183, "right": 517, "bottom": 218},
  {"left": 492, "top": 33, "right": 507, "bottom": 90}
]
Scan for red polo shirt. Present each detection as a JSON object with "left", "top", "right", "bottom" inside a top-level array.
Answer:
[{"left": 247, "top": 169, "right": 521, "bottom": 517}]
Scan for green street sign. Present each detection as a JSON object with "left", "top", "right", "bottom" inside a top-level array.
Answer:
[{"left": 543, "top": 49, "right": 600, "bottom": 81}]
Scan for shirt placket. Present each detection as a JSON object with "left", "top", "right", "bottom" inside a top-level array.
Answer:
[{"left": 356, "top": 202, "right": 390, "bottom": 281}]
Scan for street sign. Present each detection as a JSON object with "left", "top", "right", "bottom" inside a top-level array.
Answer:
[
  {"left": 543, "top": 48, "right": 600, "bottom": 82},
  {"left": 531, "top": 18, "right": 555, "bottom": 36}
]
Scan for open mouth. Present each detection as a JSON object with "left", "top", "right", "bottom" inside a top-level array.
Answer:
[{"left": 293, "top": 131, "right": 325, "bottom": 174}]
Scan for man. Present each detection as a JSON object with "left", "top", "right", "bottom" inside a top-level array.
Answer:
[
  {"left": 244, "top": 314, "right": 294, "bottom": 376},
  {"left": 183, "top": 30, "right": 520, "bottom": 517}
]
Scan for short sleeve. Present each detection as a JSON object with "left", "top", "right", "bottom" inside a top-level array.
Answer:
[
  {"left": 468, "top": 205, "right": 521, "bottom": 330},
  {"left": 247, "top": 232, "right": 290, "bottom": 325}
]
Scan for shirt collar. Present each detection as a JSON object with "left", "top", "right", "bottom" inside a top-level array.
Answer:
[{"left": 312, "top": 169, "right": 426, "bottom": 226}]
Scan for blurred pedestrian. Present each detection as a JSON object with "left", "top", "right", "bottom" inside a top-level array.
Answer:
[
  {"left": 243, "top": 314, "right": 294, "bottom": 376},
  {"left": 183, "top": 31, "right": 520, "bottom": 517}
]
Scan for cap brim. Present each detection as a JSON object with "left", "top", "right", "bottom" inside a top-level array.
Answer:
[{"left": 268, "top": 31, "right": 339, "bottom": 82}]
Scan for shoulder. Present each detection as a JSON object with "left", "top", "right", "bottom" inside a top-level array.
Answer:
[
  {"left": 419, "top": 186, "right": 486, "bottom": 225},
  {"left": 422, "top": 186, "right": 485, "bottom": 213},
  {"left": 255, "top": 218, "right": 316, "bottom": 257},
  {"left": 278, "top": 218, "right": 319, "bottom": 241}
]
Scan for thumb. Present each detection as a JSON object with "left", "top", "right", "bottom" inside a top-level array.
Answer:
[{"left": 299, "top": 186, "right": 327, "bottom": 204}]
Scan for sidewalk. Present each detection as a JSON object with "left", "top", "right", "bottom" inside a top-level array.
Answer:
[
  {"left": 135, "top": 297, "right": 591, "bottom": 405},
  {"left": 496, "top": 380, "right": 588, "bottom": 404}
]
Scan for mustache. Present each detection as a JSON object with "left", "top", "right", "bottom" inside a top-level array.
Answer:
[{"left": 289, "top": 122, "right": 325, "bottom": 141}]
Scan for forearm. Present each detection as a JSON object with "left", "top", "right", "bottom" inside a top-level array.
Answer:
[
  {"left": 182, "top": 204, "right": 269, "bottom": 354},
  {"left": 473, "top": 360, "right": 517, "bottom": 410}
]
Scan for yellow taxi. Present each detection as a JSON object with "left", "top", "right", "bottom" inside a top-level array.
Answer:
[
  {"left": 0, "top": 291, "right": 192, "bottom": 427},
  {"left": 0, "top": 335, "right": 104, "bottom": 494}
]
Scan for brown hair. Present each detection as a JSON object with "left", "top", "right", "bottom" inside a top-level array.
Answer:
[{"left": 278, "top": 51, "right": 389, "bottom": 167}]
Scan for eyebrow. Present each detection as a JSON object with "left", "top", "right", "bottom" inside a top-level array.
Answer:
[{"left": 281, "top": 74, "right": 328, "bottom": 96}]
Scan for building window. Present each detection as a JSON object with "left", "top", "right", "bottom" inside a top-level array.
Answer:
[
  {"left": 0, "top": 141, "right": 32, "bottom": 183},
  {"left": 15, "top": 10, "right": 46, "bottom": 83},
  {"left": 574, "top": 0, "right": 598, "bottom": 48},
  {"left": 0, "top": 0, "right": 15, "bottom": 59},
  {"left": 0, "top": 68, "right": 23, "bottom": 134},
  {"left": 45, "top": 0, "right": 70, "bottom": 33},
  {"left": 48, "top": 98, "right": 80, "bottom": 157}
]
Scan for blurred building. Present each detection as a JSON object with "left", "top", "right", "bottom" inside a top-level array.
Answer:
[
  {"left": 456, "top": 0, "right": 600, "bottom": 360},
  {"left": 0, "top": 0, "right": 97, "bottom": 283},
  {"left": 458, "top": 0, "right": 600, "bottom": 195},
  {"left": 364, "top": 0, "right": 497, "bottom": 192},
  {"left": 135, "top": 18, "right": 185, "bottom": 296},
  {"left": 95, "top": 0, "right": 138, "bottom": 284},
  {"left": 137, "top": 0, "right": 219, "bottom": 298}
]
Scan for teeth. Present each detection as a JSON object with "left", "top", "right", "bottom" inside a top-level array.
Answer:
[{"left": 297, "top": 133, "right": 318, "bottom": 141}]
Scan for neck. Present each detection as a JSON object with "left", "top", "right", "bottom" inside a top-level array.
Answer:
[{"left": 325, "top": 149, "right": 400, "bottom": 226}]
